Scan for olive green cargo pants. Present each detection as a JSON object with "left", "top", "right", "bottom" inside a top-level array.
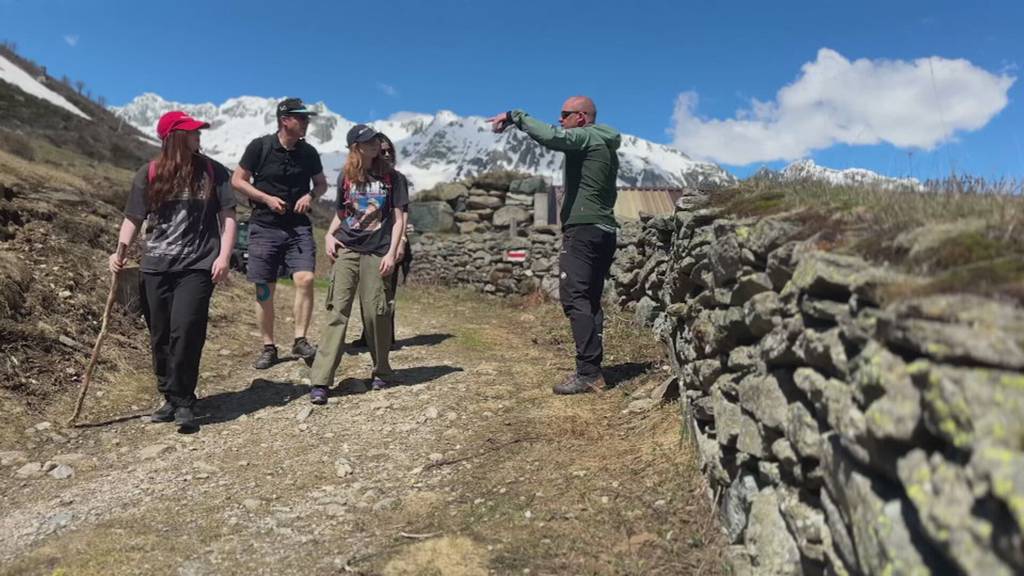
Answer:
[{"left": 310, "top": 249, "right": 395, "bottom": 387}]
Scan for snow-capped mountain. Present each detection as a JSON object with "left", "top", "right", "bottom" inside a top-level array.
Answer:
[
  {"left": 112, "top": 93, "right": 735, "bottom": 196},
  {"left": 753, "top": 159, "right": 922, "bottom": 189}
]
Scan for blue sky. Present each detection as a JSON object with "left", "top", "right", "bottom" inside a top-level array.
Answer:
[{"left": 2, "top": 0, "right": 1022, "bottom": 180}]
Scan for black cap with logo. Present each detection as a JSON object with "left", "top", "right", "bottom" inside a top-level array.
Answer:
[
  {"left": 276, "top": 97, "right": 319, "bottom": 118},
  {"left": 346, "top": 124, "right": 379, "bottom": 147}
]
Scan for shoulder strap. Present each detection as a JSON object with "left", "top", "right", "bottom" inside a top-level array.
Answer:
[
  {"left": 254, "top": 135, "right": 274, "bottom": 176},
  {"left": 147, "top": 160, "right": 157, "bottom": 184}
]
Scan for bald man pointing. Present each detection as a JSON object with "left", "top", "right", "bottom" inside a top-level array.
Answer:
[{"left": 489, "top": 97, "right": 620, "bottom": 395}]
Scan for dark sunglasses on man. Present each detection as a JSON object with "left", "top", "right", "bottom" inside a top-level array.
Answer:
[{"left": 561, "top": 110, "right": 583, "bottom": 119}]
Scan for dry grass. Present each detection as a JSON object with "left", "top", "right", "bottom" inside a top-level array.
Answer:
[{"left": 716, "top": 178, "right": 1024, "bottom": 302}]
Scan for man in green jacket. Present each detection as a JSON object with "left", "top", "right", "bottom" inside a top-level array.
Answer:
[{"left": 489, "top": 96, "right": 620, "bottom": 394}]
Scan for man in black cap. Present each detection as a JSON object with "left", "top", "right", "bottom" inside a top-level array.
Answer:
[{"left": 231, "top": 97, "right": 328, "bottom": 369}]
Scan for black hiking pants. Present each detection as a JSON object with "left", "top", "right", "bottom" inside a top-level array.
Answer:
[
  {"left": 558, "top": 224, "right": 617, "bottom": 377},
  {"left": 141, "top": 270, "right": 213, "bottom": 408}
]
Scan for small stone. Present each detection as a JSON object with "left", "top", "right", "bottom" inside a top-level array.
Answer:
[
  {"left": 59, "top": 290, "right": 72, "bottom": 299},
  {"left": 324, "top": 503, "right": 346, "bottom": 517},
  {"left": 48, "top": 464, "right": 75, "bottom": 480},
  {"left": 0, "top": 451, "right": 28, "bottom": 467},
  {"left": 422, "top": 406, "right": 440, "bottom": 420},
  {"left": 138, "top": 444, "right": 173, "bottom": 460},
  {"left": 334, "top": 458, "right": 354, "bottom": 478},
  {"left": 15, "top": 462, "right": 45, "bottom": 478},
  {"left": 218, "top": 348, "right": 232, "bottom": 356},
  {"left": 524, "top": 510, "right": 533, "bottom": 519},
  {"left": 297, "top": 406, "right": 313, "bottom": 422},
  {"left": 34, "top": 422, "right": 53, "bottom": 431},
  {"left": 428, "top": 453, "right": 445, "bottom": 464},
  {"left": 242, "top": 498, "right": 262, "bottom": 511}
]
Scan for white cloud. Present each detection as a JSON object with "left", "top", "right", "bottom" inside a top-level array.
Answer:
[
  {"left": 63, "top": 34, "right": 79, "bottom": 47},
  {"left": 376, "top": 82, "right": 398, "bottom": 97},
  {"left": 671, "top": 48, "right": 1016, "bottom": 166}
]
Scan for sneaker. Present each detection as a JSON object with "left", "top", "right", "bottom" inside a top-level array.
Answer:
[
  {"left": 292, "top": 337, "right": 317, "bottom": 360},
  {"left": 369, "top": 377, "right": 388, "bottom": 391},
  {"left": 309, "top": 385, "right": 329, "bottom": 405},
  {"left": 150, "top": 401, "right": 175, "bottom": 423},
  {"left": 253, "top": 345, "right": 278, "bottom": 369},
  {"left": 174, "top": 405, "right": 197, "bottom": 429},
  {"left": 553, "top": 373, "right": 605, "bottom": 395}
]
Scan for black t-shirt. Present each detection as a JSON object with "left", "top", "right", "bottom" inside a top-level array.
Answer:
[
  {"left": 335, "top": 170, "right": 410, "bottom": 256},
  {"left": 125, "top": 157, "right": 237, "bottom": 274},
  {"left": 238, "top": 134, "right": 324, "bottom": 228}
]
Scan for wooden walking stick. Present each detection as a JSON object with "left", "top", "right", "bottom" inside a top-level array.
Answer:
[{"left": 67, "top": 242, "right": 127, "bottom": 427}]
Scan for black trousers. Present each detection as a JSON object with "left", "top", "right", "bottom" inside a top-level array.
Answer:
[
  {"left": 558, "top": 224, "right": 617, "bottom": 377},
  {"left": 141, "top": 270, "right": 213, "bottom": 407}
]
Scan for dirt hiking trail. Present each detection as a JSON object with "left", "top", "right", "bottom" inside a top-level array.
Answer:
[{"left": 1, "top": 282, "right": 723, "bottom": 575}]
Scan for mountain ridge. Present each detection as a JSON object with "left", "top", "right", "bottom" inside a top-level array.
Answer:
[{"left": 112, "top": 93, "right": 737, "bottom": 196}]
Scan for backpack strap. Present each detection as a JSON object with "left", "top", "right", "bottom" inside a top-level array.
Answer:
[{"left": 147, "top": 160, "right": 158, "bottom": 184}]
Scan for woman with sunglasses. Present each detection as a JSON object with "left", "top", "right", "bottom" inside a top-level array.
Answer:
[
  {"left": 108, "top": 111, "right": 238, "bottom": 430},
  {"left": 310, "top": 125, "right": 409, "bottom": 403},
  {"left": 350, "top": 132, "right": 409, "bottom": 350}
]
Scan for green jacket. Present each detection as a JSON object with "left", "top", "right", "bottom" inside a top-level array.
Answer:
[{"left": 510, "top": 110, "right": 620, "bottom": 228}]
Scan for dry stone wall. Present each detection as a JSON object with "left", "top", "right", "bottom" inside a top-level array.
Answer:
[{"left": 408, "top": 188, "right": 1024, "bottom": 576}]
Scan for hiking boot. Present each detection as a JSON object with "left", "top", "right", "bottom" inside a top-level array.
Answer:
[
  {"left": 309, "top": 385, "right": 329, "bottom": 405},
  {"left": 292, "top": 337, "right": 317, "bottom": 360},
  {"left": 369, "top": 377, "right": 388, "bottom": 391},
  {"left": 174, "top": 405, "right": 197, "bottom": 430},
  {"left": 553, "top": 372, "right": 605, "bottom": 395},
  {"left": 350, "top": 334, "right": 367, "bottom": 348},
  {"left": 150, "top": 401, "right": 175, "bottom": 423},
  {"left": 253, "top": 345, "right": 278, "bottom": 369}
]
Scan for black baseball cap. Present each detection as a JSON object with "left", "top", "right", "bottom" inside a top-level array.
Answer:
[
  {"left": 277, "top": 97, "right": 319, "bottom": 118},
  {"left": 346, "top": 124, "right": 379, "bottom": 147}
]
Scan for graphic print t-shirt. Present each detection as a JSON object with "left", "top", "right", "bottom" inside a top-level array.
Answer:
[
  {"left": 335, "top": 171, "right": 410, "bottom": 256},
  {"left": 124, "top": 157, "right": 237, "bottom": 273}
]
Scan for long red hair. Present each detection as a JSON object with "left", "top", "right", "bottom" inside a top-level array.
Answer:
[{"left": 149, "top": 131, "right": 210, "bottom": 209}]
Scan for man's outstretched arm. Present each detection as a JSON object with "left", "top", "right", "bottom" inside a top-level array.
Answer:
[{"left": 487, "top": 110, "right": 589, "bottom": 152}]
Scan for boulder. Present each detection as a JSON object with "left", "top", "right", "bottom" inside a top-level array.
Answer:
[
  {"left": 898, "top": 449, "right": 1016, "bottom": 575},
  {"left": 877, "top": 295, "right": 1024, "bottom": 371},
  {"left": 793, "top": 328, "right": 849, "bottom": 378},
  {"left": 408, "top": 201, "right": 455, "bottom": 233},
  {"left": 509, "top": 176, "right": 547, "bottom": 195},
  {"left": 721, "top": 472, "right": 760, "bottom": 542},
  {"left": 911, "top": 361, "right": 1024, "bottom": 452},
  {"left": 457, "top": 222, "right": 481, "bottom": 235},
  {"left": 850, "top": 341, "right": 923, "bottom": 442},
  {"left": 738, "top": 374, "right": 789, "bottom": 431},
  {"left": 432, "top": 182, "right": 470, "bottom": 202},
  {"left": 785, "top": 251, "right": 905, "bottom": 305},
  {"left": 785, "top": 401, "right": 822, "bottom": 461},
  {"left": 821, "top": 435, "right": 936, "bottom": 575},
  {"left": 744, "top": 487, "right": 803, "bottom": 575},
  {"left": 466, "top": 195, "right": 503, "bottom": 210},
  {"left": 492, "top": 206, "right": 531, "bottom": 228},
  {"left": 744, "top": 291, "right": 784, "bottom": 338},
  {"left": 454, "top": 211, "right": 480, "bottom": 222}
]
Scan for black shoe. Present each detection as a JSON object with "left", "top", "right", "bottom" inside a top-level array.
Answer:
[
  {"left": 174, "top": 405, "right": 197, "bottom": 430},
  {"left": 253, "top": 345, "right": 278, "bottom": 369},
  {"left": 150, "top": 402, "right": 175, "bottom": 423},
  {"left": 350, "top": 335, "right": 367, "bottom": 348},
  {"left": 553, "top": 373, "right": 606, "bottom": 395},
  {"left": 292, "top": 337, "right": 317, "bottom": 360}
]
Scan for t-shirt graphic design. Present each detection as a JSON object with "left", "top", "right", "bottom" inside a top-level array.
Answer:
[{"left": 342, "top": 180, "right": 387, "bottom": 232}]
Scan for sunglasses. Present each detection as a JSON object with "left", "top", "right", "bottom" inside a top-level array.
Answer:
[{"left": 560, "top": 110, "right": 583, "bottom": 119}]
